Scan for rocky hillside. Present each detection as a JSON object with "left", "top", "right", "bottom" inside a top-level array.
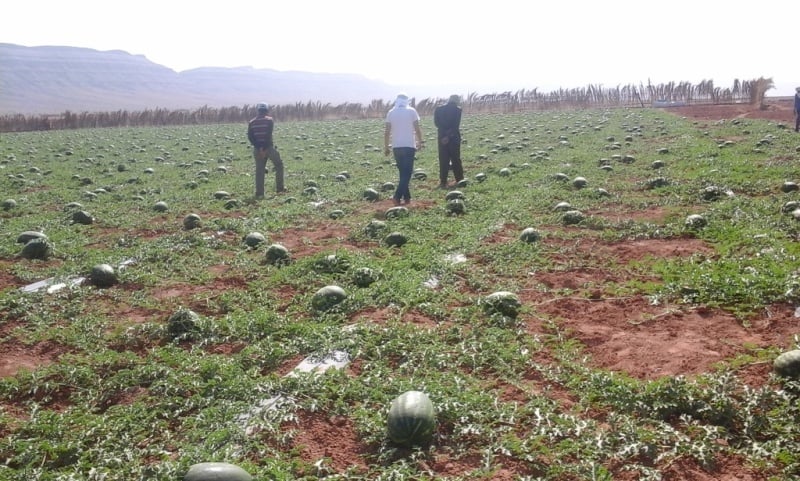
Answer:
[{"left": 0, "top": 43, "right": 398, "bottom": 115}]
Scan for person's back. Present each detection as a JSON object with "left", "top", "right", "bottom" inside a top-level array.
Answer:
[
  {"left": 384, "top": 93, "right": 423, "bottom": 205},
  {"left": 386, "top": 104, "right": 420, "bottom": 148},
  {"left": 248, "top": 114, "right": 274, "bottom": 148},
  {"left": 247, "top": 103, "right": 284, "bottom": 197},
  {"left": 434, "top": 95, "right": 464, "bottom": 187},
  {"left": 434, "top": 100, "right": 462, "bottom": 141}
]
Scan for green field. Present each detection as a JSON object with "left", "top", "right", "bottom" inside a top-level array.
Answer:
[{"left": 1, "top": 107, "right": 799, "bottom": 480}]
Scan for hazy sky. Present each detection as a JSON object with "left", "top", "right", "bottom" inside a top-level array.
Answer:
[{"left": 4, "top": 0, "right": 797, "bottom": 96}]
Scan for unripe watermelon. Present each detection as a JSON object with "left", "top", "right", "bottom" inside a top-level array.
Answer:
[
  {"left": 387, "top": 390, "right": 435, "bottom": 447},
  {"left": 184, "top": 462, "right": 252, "bottom": 481}
]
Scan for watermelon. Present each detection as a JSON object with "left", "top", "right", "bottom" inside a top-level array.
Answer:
[
  {"left": 311, "top": 285, "right": 347, "bottom": 312},
  {"left": 313, "top": 254, "right": 350, "bottom": 274},
  {"left": 445, "top": 198, "right": 465, "bottom": 215},
  {"left": 16, "top": 231, "right": 47, "bottom": 244},
  {"left": 384, "top": 231, "right": 407, "bottom": 248},
  {"left": 352, "top": 267, "right": 379, "bottom": 287},
  {"left": 385, "top": 206, "right": 409, "bottom": 219},
  {"left": 184, "top": 462, "right": 252, "bottom": 481},
  {"left": 561, "top": 210, "right": 585, "bottom": 225},
  {"left": 444, "top": 190, "right": 465, "bottom": 201},
  {"left": 387, "top": 390, "right": 435, "bottom": 447},
  {"left": 89, "top": 263, "right": 118, "bottom": 288},
  {"left": 20, "top": 237, "right": 52, "bottom": 260},
  {"left": 482, "top": 291, "right": 522, "bottom": 318},
  {"left": 243, "top": 232, "right": 267, "bottom": 248},
  {"left": 362, "top": 188, "right": 380, "bottom": 202},
  {"left": 72, "top": 210, "right": 95, "bottom": 225},
  {"left": 773, "top": 349, "right": 800, "bottom": 379},
  {"left": 264, "top": 244, "right": 291, "bottom": 266},
  {"left": 519, "top": 227, "right": 541, "bottom": 243},
  {"left": 167, "top": 308, "right": 200, "bottom": 336},
  {"left": 685, "top": 214, "right": 707, "bottom": 230},
  {"left": 364, "top": 220, "right": 388, "bottom": 238}
]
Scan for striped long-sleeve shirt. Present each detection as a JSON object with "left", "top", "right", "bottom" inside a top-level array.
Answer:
[{"left": 247, "top": 115, "right": 275, "bottom": 148}]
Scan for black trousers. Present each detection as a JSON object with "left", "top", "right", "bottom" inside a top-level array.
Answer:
[{"left": 437, "top": 137, "right": 464, "bottom": 184}]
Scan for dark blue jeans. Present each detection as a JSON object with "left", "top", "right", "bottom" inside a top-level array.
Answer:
[{"left": 392, "top": 147, "right": 416, "bottom": 203}]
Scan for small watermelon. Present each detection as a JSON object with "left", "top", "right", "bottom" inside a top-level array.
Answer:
[
  {"left": 387, "top": 390, "right": 435, "bottom": 447},
  {"left": 184, "top": 462, "right": 252, "bottom": 481}
]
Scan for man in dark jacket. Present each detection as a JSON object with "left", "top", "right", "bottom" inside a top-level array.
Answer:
[
  {"left": 433, "top": 95, "right": 464, "bottom": 188},
  {"left": 247, "top": 102, "right": 285, "bottom": 198}
]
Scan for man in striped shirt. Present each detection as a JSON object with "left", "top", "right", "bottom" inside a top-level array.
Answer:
[{"left": 247, "top": 103, "right": 285, "bottom": 198}]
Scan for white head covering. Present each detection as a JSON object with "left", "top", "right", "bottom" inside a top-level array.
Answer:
[{"left": 395, "top": 93, "right": 409, "bottom": 108}]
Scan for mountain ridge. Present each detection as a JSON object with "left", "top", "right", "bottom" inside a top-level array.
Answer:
[{"left": 0, "top": 43, "right": 400, "bottom": 115}]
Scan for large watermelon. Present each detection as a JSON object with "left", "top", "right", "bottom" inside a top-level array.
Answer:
[
  {"left": 184, "top": 462, "right": 252, "bottom": 481},
  {"left": 773, "top": 349, "right": 800, "bottom": 380},
  {"left": 387, "top": 390, "right": 435, "bottom": 447},
  {"left": 311, "top": 285, "right": 347, "bottom": 312}
]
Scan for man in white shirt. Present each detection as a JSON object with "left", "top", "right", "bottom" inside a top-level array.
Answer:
[{"left": 384, "top": 93, "right": 424, "bottom": 205}]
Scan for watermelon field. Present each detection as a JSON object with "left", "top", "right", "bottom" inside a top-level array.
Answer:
[{"left": 1, "top": 105, "right": 800, "bottom": 480}]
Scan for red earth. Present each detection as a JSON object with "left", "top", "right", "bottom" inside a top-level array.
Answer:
[{"left": 1, "top": 101, "right": 798, "bottom": 480}]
